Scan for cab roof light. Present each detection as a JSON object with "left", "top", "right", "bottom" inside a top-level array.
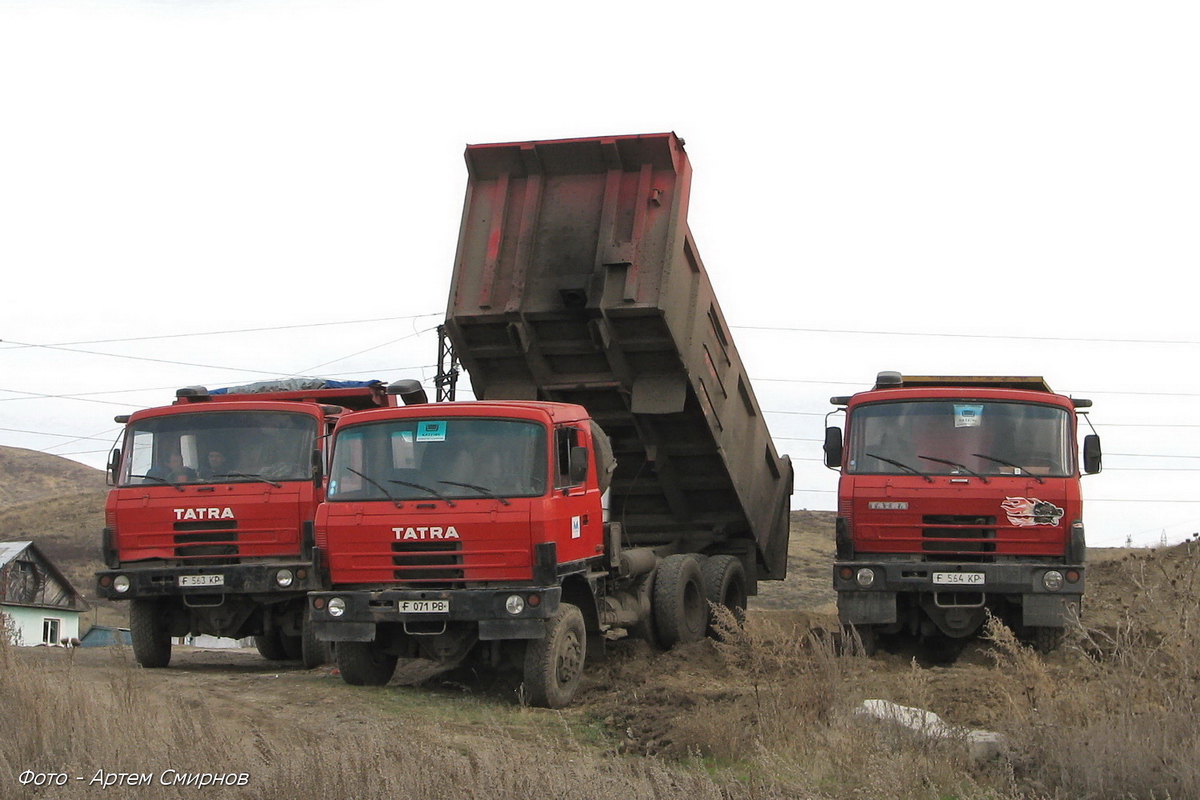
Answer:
[
  {"left": 387, "top": 379, "right": 429, "bottom": 406},
  {"left": 875, "top": 371, "right": 904, "bottom": 389}
]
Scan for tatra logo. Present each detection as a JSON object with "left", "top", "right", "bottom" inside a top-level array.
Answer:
[
  {"left": 393, "top": 526, "right": 460, "bottom": 540},
  {"left": 173, "top": 508, "right": 235, "bottom": 521}
]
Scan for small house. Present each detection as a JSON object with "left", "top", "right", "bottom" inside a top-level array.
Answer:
[{"left": 0, "top": 541, "right": 89, "bottom": 646}]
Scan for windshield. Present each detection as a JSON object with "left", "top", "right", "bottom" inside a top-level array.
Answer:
[
  {"left": 118, "top": 411, "right": 317, "bottom": 486},
  {"left": 328, "top": 417, "right": 547, "bottom": 501},
  {"left": 848, "top": 401, "right": 1072, "bottom": 478}
]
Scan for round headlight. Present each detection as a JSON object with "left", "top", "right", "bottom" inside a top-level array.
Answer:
[
  {"left": 275, "top": 569, "right": 295, "bottom": 588},
  {"left": 505, "top": 594, "right": 525, "bottom": 615},
  {"left": 1043, "top": 570, "right": 1064, "bottom": 592},
  {"left": 113, "top": 575, "right": 131, "bottom": 594},
  {"left": 327, "top": 597, "right": 346, "bottom": 617},
  {"left": 855, "top": 568, "right": 876, "bottom": 589}
]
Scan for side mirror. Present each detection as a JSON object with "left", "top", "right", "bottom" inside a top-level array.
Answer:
[
  {"left": 1083, "top": 434, "right": 1102, "bottom": 474},
  {"left": 568, "top": 446, "right": 589, "bottom": 485},
  {"left": 107, "top": 448, "right": 122, "bottom": 486},
  {"left": 312, "top": 448, "right": 324, "bottom": 483},
  {"left": 824, "top": 427, "right": 844, "bottom": 469}
]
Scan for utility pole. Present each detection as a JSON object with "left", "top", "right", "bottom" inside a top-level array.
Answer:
[{"left": 434, "top": 324, "right": 460, "bottom": 402}]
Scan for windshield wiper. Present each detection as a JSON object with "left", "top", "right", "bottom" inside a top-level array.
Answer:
[
  {"left": 131, "top": 474, "right": 185, "bottom": 492},
  {"left": 345, "top": 468, "right": 406, "bottom": 506},
  {"left": 918, "top": 455, "right": 990, "bottom": 484},
  {"left": 214, "top": 472, "right": 283, "bottom": 488},
  {"left": 864, "top": 453, "right": 934, "bottom": 483},
  {"left": 438, "top": 480, "right": 511, "bottom": 506},
  {"left": 388, "top": 478, "right": 457, "bottom": 507},
  {"left": 971, "top": 453, "right": 1046, "bottom": 484}
]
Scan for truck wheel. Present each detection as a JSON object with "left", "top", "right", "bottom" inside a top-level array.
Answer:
[
  {"left": 653, "top": 554, "right": 708, "bottom": 647},
  {"left": 254, "top": 631, "right": 289, "bottom": 661},
  {"left": 129, "top": 598, "right": 172, "bottom": 668},
  {"left": 523, "top": 603, "right": 586, "bottom": 709},
  {"left": 300, "top": 608, "right": 331, "bottom": 669},
  {"left": 336, "top": 641, "right": 397, "bottom": 686},
  {"left": 1027, "top": 626, "right": 1064, "bottom": 655},
  {"left": 280, "top": 633, "right": 303, "bottom": 661},
  {"left": 842, "top": 624, "right": 878, "bottom": 657},
  {"left": 701, "top": 554, "right": 747, "bottom": 635}
]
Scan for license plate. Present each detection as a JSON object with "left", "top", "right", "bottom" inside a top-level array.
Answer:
[
  {"left": 178, "top": 574, "right": 225, "bottom": 588},
  {"left": 397, "top": 600, "right": 448, "bottom": 614},
  {"left": 933, "top": 572, "right": 984, "bottom": 586}
]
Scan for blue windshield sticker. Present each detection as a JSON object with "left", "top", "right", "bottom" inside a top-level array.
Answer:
[
  {"left": 416, "top": 421, "right": 447, "bottom": 442},
  {"left": 954, "top": 404, "right": 983, "bottom": 428}
]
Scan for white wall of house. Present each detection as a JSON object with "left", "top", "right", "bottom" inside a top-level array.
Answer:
[{"left": 1, "top": 606, "right": 82, "bottom": 646}]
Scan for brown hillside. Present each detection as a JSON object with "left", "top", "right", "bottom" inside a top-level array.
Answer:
[
  {"left": 0, "top": 445, "right": 107, "bottom": 509},
  {"left": 0, "top": 446, "right": 114, "bottom": 624},
  {"left": 0, "top": 492, "right": 107, "bottom": 594}
]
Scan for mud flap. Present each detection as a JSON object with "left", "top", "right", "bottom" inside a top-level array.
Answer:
[
  {"left": 1022, "top": 594, "right": 1072, "bottom": 627},
  {"left": 313, "top": 621, "right": 375, "bottom": 642},
  {"left": 838, "top": 591, "right": 897, "bottom": 625}
]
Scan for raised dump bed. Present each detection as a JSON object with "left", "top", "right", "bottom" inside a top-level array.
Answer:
[{"left": 445, "top": 133, "right": 792, "bottom": 580}]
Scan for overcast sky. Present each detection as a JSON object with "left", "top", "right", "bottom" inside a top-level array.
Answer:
[{"left": 2, "top": 1, "right": 1197, "bottom": 547}]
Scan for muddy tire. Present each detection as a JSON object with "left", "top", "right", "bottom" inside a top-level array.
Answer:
[
  {"left": 842, "top": 624, "right": 878, "bottom": 657},
  {"left": 523, "top": 603, "right": 586, "bottom": 709},
  {"left": 280, "top": 633, "right": 303, "bottom": 661},
  {"left": 300, "top": 608, "right": 331, "bottom": 669},
  {"left": 254, "top": 631, "right": 289, "bottom": 661},
  {"left": 336, "top": 641, "right": 397, "bottom": 686},
  {"left": 702, "top": 554, "right": 747, "bottom": 635},
  {"left": 1028, "top": 626, "right": 1064, "bottom": 655},
  {"left": 129, "top": 598, "right": 172, "bottom": 668},
  {"left": 653, "top": 554, "right": 708, "bottom": 648}
]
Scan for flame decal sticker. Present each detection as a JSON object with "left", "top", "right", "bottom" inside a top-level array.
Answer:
[{"left": 1001, "top": 497, "right": 1065, "bottom": 527}]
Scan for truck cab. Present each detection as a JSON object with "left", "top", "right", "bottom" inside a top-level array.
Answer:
[
  {"left": 310, "top": 397, "right": 610, "bottom": 706},
  {"left": 96, "top": 380, "right": 392, "bottom": 668},
  {"left": 825, "top": 372, "right": 1101, "bottom": 654}
]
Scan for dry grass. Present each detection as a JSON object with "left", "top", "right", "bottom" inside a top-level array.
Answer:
[
  {"left": 7, "top": 509, "right": 1200, "bottom": 799},
  {"left": 0, "top": 635, "right": 747, "bottom": 800},
  {"left": 983, "top": 542, "right": 1200, "bottom": 800}
]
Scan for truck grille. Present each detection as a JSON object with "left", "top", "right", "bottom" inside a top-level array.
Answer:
[
  {"left": 921, "top": 515, "right": 996, "bottom": 557},
  {"left": 392, "top": 542, "right": 463, "bottom": 586},
  {"left": 174, "top": 521, "right": 239, "bottom": 563}
]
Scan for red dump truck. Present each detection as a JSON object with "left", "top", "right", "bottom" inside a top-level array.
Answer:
[
  {"left": 824, "top": 372, "right": 1101, "bottom": 655},
  {"left": 310, "top": 133, "right": 793, "bottom": 707},
  {"left": 96, "top": 379, "right": 394, "bottom": 668}
]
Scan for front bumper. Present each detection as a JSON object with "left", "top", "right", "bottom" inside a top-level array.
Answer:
[
  {"left": 834, "top": 560, "right": 1085, "bottom": 627},
  {"left": 96, "top": 561, "right": 325, "bottom": 600},
  {"left": 309, "top": 585, "right": 562, "bottom": 643}
]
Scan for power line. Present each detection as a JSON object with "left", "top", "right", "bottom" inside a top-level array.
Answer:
[
  {"left": 0, "top": 364, "right": 438, "bottom": 407},
  {"left": 0, "top": 426, "right": 115, "bottom": 442},
  {"left": 0, "top": 340, "right": 310, "bottom": 378},
  {"left": 730, "top": 324, "right": 1200, "bottom": 347},
  {"left": 0, "top": 314, "right": 442, "bottom": 349}
]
